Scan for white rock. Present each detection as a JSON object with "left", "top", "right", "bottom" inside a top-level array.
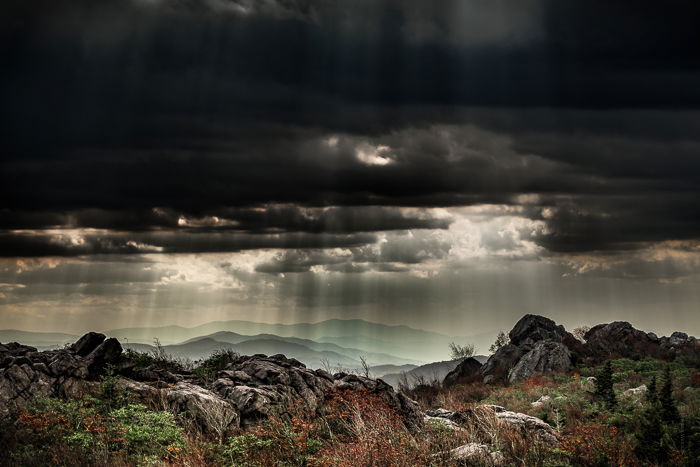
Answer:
[
  {"left": 531, "top": 395, "right": 551, "bottom": 408},
  {"left": 623, "top": 384, "right": 647, "bottom": 396}
]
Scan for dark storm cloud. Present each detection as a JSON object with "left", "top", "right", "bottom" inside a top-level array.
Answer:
[
  {"left": 1, "top": 0, "right": 700, "bottom": 255},
  {"left": 255, "top": 231, "right": 450, "bottom": 273},
  {"left": 0, "top": 231, "right": 377, "bottom": 257}
]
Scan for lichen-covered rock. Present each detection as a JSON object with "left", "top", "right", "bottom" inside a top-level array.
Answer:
[
  {"left": 166, "top": 382, "right": 239, "bottom": 436},
  {"left": 508, "top": 340, "right": 571, "bottom": 383},
  {"left": 447, "top": 443, "right": 504, "bottom": 465},
  {"left": 623, "top": 384, "right": 648, "bottom": 396},
  {"left": 481, "top": 404, "right": 559, "bottom": 446}
]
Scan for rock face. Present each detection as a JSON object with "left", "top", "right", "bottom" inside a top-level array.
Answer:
[
  {"left": 585, "top": 322, "right": 699, "bottom": 361},
  {"left": 508, "top": 340, "right": 571, "bottom": 383},
  {"left": 443, "top": 357, "right": 483, "bottom": 387}
]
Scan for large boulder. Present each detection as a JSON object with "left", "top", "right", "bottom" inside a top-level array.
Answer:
[
  {"left": 85, "top": 337, "right": 123, "bottom": 374},
  {"left": 481, "top": 315, "right": 581, "bottom": 383},
  {"left": 443, "top": 357, "right": 483, "bottom": 387},
  {"left": 166, "top": 382, "right": 239, "bottom": 437},
  {"left": 71, "top": 332, "right": 107, "bottom": 357},
  {"left": 508, "top": 340, "right": 571, "bottom": 383},
  {"left": 509, "top": 315, "right": 571, "bottom": 346}
]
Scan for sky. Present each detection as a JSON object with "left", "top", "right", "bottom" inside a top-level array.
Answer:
[{"left": 1, "top": 0, "right": 699, "bottom": 338}]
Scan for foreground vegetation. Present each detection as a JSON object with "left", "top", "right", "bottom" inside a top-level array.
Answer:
[{"left": 1, "top": 352, "right": 699, "bottom": 466}]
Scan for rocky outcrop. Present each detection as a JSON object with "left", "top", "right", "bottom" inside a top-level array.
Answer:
[
  {"left": 0, "top": 335, "right": 122, "bottom": 417},
  {"left": 584, "top": 322, "right": 668, "bottom": 360},
  {"left": 584, "top": 322, "right": 699, "bottom": 361},
  {"left": 211, "top": 354, "right": 423, "bottom": 430},
  {"left": 479, "top": 314, "right": 698, "bottom": 384},
  {"left": 0, "top": 335, "right": 423, "bottom": 436},
  {"left": 509, "top": 315, "right": 570, "bottom": 346},
  {"left": 443, "top": 357, "right": 483, "bottom": 387},
  {"left": 480, "top": 315, "right": 577, "bottom": 384}
]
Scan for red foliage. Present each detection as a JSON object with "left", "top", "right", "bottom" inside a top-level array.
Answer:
[{"left": 561, "top": 423, "right": 639, "bottom": 467}]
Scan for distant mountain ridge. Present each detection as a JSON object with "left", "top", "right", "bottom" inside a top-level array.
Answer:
[
  {"left": 123, "top": 337, "right": 367, "bottom": 370},
  {"left": 184, "top": 331, "right": 420, "bottom": 366},
  {"left": 0, "top": 318, "right": 494, "bottom": 365},
  {"left": 104, "top": 318, "right": 476, "bottom": 362}
]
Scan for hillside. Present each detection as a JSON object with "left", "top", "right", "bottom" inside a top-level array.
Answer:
[{"left": 1, "top": 314, "right": 699, "bottom": 466}]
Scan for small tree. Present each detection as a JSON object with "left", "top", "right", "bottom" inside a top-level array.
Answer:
[
  {"left": 595, "top": 360, "right": 617, "bottom": 409},
  {"left": 659, "top": 365, "right": 679, "bottom": 424},
  {"left": 448, "top": 342, "right": 475, "bottom": 360},
  {"left": 635, "top": 398, "right": 671, "bottom": 463},
  {"left": 646, "top": 375, "right": 658, "bottom": 404},
  {"left": 489, "top": 331, "right": 509, "bottom": 353},
  {"left": 358, "top": 356, "right": 371, "bottom": 378}
]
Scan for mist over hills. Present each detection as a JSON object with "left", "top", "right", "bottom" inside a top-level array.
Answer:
[
  {"left": 184, "top": 332, "right": 420, "bottom": 366},
  {"left": 104, "top": 318, "right": 490, "bottom": 363},
  {"left": 0, "top": 318, "right": 494, "bottom": 372}
]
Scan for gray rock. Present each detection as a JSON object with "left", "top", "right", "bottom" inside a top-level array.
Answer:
[
  {"left": 480, "top": 343, "right": 524, "bottom": 384},
  {"left": 509, "top": 314, "right": 573, "bottom": 346},
  {"left": 447, "top": 443, "right": 504, "bottom": 465},
  {"left": 508, "top": 340, "right": 571, "bottom": 383},
  {"left": 480, "top": 404, "right": 559, "bottom": 446},
  {"left": 166, "top": 382, "right": 239, "bottom": 436},
  {"left": 212, "top": 354, "right": 423, "bottom": 430},
  {"left": 623, "top": 385, "right": 647, "bottom": 396}
]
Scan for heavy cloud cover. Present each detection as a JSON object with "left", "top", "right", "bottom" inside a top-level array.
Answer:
[{"left": 1, "top": 0, "right": 700, "bottom": 261}]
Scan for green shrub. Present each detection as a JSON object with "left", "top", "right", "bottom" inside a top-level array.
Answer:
[
  {"left": 109, "top": 403, "right": 186, "bottom": 460},
  {"left": 193, "top": 348, "right": 239, "bottom": 383},
  {"left": 8, "top": 397, "right": 186, "bottom": 466}
]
